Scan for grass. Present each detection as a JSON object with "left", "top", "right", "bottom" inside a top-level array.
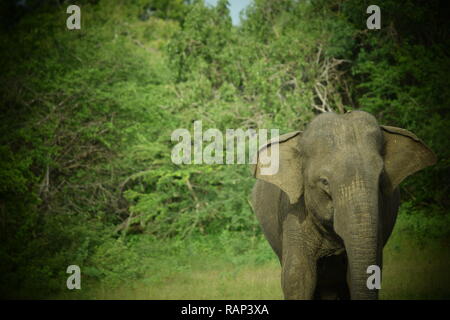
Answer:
[
  {"left": 380, "top": 231, "right": 450, "bottom": 299},
  {"left": 54, "top": 218, "right": 450, "bottom": 300},
  {"left": 55, "top": 233, "right": 284, "bottom": 300},
  {"left": 78, "top": 262, "right": 282, "bottom": 300}
]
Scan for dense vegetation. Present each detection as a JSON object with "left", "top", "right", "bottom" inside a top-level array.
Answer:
[{"left": 0, "top": 0, "right": 448, "bottom": 299}]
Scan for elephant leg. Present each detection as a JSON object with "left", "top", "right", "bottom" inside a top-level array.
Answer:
[
  {"left": 281, "top": 254, "right": 317, "bottom": 299},
  {"left": 314, "top": 254, "right": 350, "bottom": 300},
  {"left": 281, "top": 213, "right": 318, "bottom": 299},
  {"left": 252, "top": 180, "right": 283, "bottom": 261}
]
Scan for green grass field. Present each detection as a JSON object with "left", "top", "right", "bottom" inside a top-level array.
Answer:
[
  {"left": 54, "top": 217, "right": 450, "bottom": 300},
  {"left": 380, "top": 233, "right": 450, "bottom": 299}
]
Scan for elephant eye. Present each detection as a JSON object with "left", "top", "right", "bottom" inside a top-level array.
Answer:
[
  {"left": 319, "top": 177, "right": 329, "bottom": 186},
  {"left": 319, "top": 177, "right": 332, "bottom": 199}
]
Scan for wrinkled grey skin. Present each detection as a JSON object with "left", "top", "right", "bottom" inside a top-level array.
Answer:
[{"left": 251, "top": 111, "right": 436, "bottom": 300}]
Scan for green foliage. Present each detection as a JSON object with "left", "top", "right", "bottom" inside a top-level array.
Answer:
[
  {"left": 343, "top": 0, "right": 450, "bottom": 205},
  {"left": 396, "top": 202, "right": 450, "bottom": 241},
  {"left": 167, "top": 0, "right": 233, "bottom": 84},
  {"left": 138, "top": 0, "right": 189, "bottom": 23}
]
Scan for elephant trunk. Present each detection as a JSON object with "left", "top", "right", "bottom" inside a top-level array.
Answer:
[
  {"left": 346, "top": 231, "right": 380, "bottom": 300},
  {"left": 334, "top": 186, "right": 381, "bottom": 300}
]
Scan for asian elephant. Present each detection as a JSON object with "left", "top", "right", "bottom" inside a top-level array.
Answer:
[{"left": 251, "top": 111, "right": 436, "bottom": 300}]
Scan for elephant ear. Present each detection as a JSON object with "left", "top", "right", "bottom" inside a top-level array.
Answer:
[
  {"left": 252, "top": 131, "right": 303, "bottom": 204},
  {"left": 381, "top": 125, "right": 437, "bottom": 190}
]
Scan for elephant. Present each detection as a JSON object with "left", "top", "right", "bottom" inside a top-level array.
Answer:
[{"left": 250, "top": 111, "right": 436, "bottom": 300}]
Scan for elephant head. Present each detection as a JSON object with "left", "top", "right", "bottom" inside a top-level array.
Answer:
[{"left": 253, "top": 111, "right": 436, "bottom": 299}]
